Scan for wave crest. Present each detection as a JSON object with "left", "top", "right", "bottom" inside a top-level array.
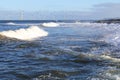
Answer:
[
  {"left": 6, "top": 22, "right": 16, "bottom": 25},
  {"left": 0, "top": 26, "right": 48, "bottom": 40},
  {"left": 42, "top": 22, "right": 59, "bottom": 27}
]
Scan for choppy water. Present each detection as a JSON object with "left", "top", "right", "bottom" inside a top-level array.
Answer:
[{"left": 0, "top": 21, "right": 120, "bottom": 80}]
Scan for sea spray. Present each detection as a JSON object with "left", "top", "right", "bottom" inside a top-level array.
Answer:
[{"left": 0, "top": 26, "right": 48, "bottom": 40}]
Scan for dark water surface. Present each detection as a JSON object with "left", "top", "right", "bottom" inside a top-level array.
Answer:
[{"left": 0, "top": 21, "right": 120, "bottom": 80}]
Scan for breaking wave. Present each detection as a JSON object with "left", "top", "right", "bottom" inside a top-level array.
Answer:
[
  {"left": 42, "top": 22, "right": 60, "bottom": 27},
  {"left": 100, "top": 23, "right": 120, "bottom": 46},
  {"left": 65, "top": 22, "right": 120, "bottom": 46},
  {"left": 0, "top": 26, "right": 48, "bottom": 40},
  {"left": 6, "top": 22, "right": 16, "bottom": 25}
]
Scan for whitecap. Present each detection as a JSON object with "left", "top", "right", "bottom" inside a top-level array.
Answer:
[
  {"left": 0, "top": 26, "right": 48, "bottom": 40},
  {"left": 6, "top": 22, "right": 16, "bottom": 25},
  {"left": 42, "top": 22, "right": 59, "bottom": 27}
]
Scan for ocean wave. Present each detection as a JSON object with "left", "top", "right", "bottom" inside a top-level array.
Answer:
[
  {"left": 0, "top": 26, "right": 48, "bottom": 40},
  {"left": 42, "top": 22, "right": 60, "bottom": 27},
  {"left": 91, "top": 67, "right": 120, "bottom": 80},
  {"left": 72, "top": 52, "right": 120, "bottom": 63},
  {"left": 6, "top": 22, "right": 16, "bottom": 25},
  {"left": 60, "top": 22, "right": 109, "bottom": 26},
  {"left": 100, "top": 24, "right": 120, "bottom": 46},
  {"left": 57, "top": 22, "right": 120, "bottom": 47},
  {"left": 64, "top": 22, "right": 120, "bottom": 46}
]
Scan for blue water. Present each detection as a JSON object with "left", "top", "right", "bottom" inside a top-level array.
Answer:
[{"left": 0, "top": 21, "right": 120, "bottom": 80}]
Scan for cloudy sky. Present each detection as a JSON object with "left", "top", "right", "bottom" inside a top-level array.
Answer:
[{"left": 0, "top": 0, "right": 120, "bottom": 20}]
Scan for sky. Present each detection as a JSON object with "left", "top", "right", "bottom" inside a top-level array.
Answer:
[{"left": 0, "top": 0, "right": 120, "bottom": 20}]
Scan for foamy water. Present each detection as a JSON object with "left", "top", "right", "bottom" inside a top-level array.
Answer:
[
  {"left": 0, "top": 26, "right": 48, "bottom": 40},
  {"left": 6, "top": 22, "right": 16, "bottom": 25},
  {"left": 42, "top": 22, "right": 60, "bottom": 27}
]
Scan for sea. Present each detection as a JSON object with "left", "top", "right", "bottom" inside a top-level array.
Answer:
[{"left": 0, "top": 20, "right": 120, "bottom": 80}]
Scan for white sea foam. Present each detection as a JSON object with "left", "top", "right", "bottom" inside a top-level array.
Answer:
[
  {"left": 100, "top": 55, "right": 120, "bottom": 62},
  {"left": 105, "top": 72, "right": 120, "bottom": 80},
  {"left": 42, "top": 22, "right": 59, "bottom": 27},
  {"left": 0, "top": 26, "right": 48, "bottom": 40},
  {"left": 6, "top": 22, "right": 16, "bottom": 25}
]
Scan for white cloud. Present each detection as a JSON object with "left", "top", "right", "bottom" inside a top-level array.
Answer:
[{"left": 90, "top": 3, "right": 120, "bottom": 19}]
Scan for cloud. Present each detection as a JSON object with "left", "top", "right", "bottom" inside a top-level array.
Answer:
[{"left": 90, "top": 3, "right": 120, "bottom": 19}]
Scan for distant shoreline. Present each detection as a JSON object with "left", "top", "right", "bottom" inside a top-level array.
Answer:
[
  {"left": 96, "top": 19, "right": 120, "bottom": 23},
  {"left": 0, "top": 20, "right": 89, "bottom": 23},
  {"left": 0, "top": 19, "right": 120, "bottom": 24}
]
